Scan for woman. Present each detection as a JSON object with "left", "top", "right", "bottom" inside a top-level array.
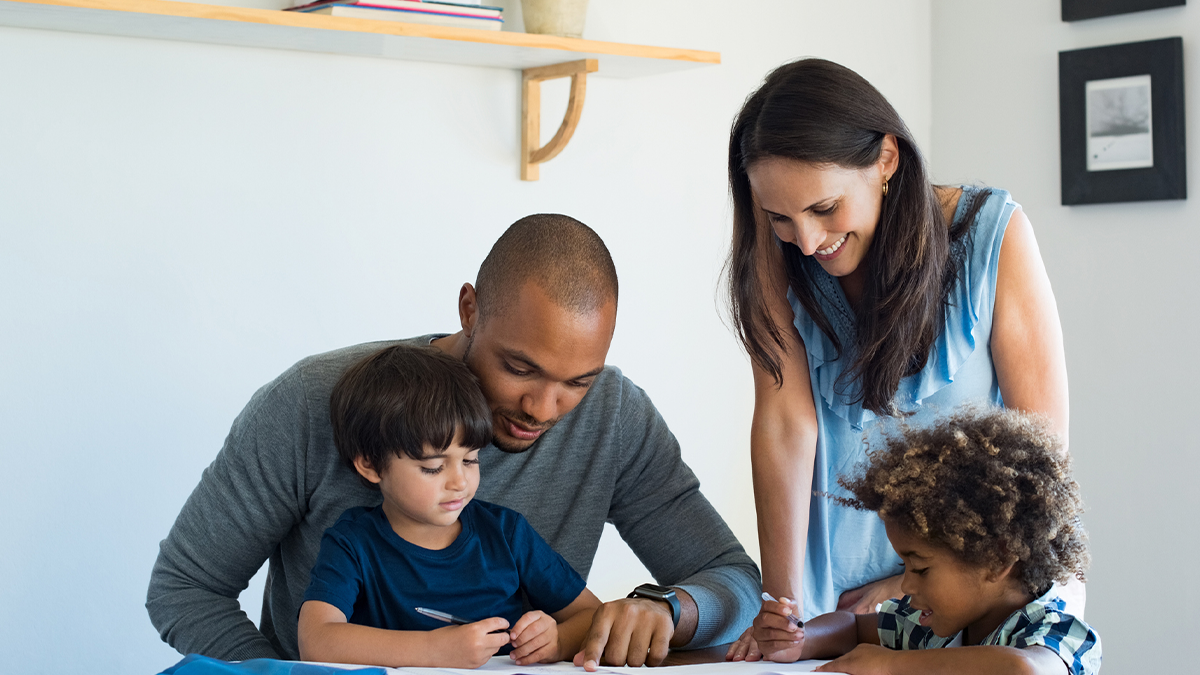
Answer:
[{"left": 722, "top": 59, "right": 1074, "bottom": 660}]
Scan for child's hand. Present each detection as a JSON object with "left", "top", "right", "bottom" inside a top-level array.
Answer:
[
  {"left": 752, "top": 596, "right": 804, "bottom": 663},
  {"left": 508, "top": 610, "right": 559, "bottom": 664},
  {"left": 725, "top": 626, "right": 763, "bottom": 662},
  {"left": 434, "top": 617, "right": 512, "bottom": 668},
  {"left": 815, "top": 643, "right": 892, "bottom": 674}
]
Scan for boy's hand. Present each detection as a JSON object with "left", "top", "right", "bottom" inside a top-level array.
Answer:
[
  {"left": 508, "top": 610, "right": 558, "bottom": 664},
  {"left": 815, "top": 643, "right": 891, "bottom": 674},
  {"left": 752, "top": 597, "right": 804, "bottom": 663},
  {"left": 434, "top": 617, "right": 511, "bottom": 668}
]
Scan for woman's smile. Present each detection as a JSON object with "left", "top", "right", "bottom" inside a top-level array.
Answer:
[
  {"left": 746, "top": 157, "right": 883, "bottom": 278},
  {"left": 814, "top": 234, "right": 849, "bottom": 260}
]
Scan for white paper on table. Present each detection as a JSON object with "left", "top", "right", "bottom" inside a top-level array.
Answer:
[
  {"left": 441, "top": 660, "right": 597, "bottom": 675},
  {"left": 305, "top": 657, "right": 595, "bottom": 675},
  {"left": 308, "top": 656, "right": 845, "bottom": 675},
  {"left": 601, "top": 660, "right": 842, "bottom": 675}
]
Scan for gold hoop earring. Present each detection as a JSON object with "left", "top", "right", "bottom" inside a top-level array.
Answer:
[{"left": 882, "top": 178, "right": 890, "bottom": 197}]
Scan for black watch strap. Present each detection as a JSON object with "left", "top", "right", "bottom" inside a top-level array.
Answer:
[{"left": 628, "top": 583, "right": 680, "bottom": 628}]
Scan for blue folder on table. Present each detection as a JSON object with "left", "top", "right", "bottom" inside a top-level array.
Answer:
[{"left": 160, "top": 654, "right": 388, "bottom": 675}]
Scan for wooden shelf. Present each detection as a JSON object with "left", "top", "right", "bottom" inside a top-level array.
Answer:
[
  {"left": 0, "top": 0, "right": 720, "bottom": 77},
  {"left": 0, "top": 0, "right": 719, "bottom": 179}
]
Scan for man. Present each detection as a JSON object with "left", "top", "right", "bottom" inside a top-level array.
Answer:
[{"left": 147, "top": 214, "right": 760, "bottom": 667}]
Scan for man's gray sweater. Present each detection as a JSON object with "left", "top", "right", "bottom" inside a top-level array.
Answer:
[{"left": 146, "top": 337, "right": 760, "bottom": 660}]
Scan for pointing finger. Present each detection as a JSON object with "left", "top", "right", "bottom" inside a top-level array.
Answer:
[{"left": 575, "top": 612, "right": 612, "bottom": 669}]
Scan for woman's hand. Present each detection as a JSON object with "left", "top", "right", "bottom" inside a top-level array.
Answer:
[
  {"left": 508, "top": 611, "right": 558, "bottom": 665},
  {"left": 837, "top": 575, "right": 902, "bottom": 614},
  {"left": 815, "top": 643, "right": 893, "bottom": 674},
  {"left": 751, "top": 597, "right": 805, "bottom": 663},
  {"left": 725, "top": 626, "right": 763, "bottom": 662}
]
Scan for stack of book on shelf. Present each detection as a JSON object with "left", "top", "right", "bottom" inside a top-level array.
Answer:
[{"left": 287, "top": 0, "right": 503, "bottom": 30}]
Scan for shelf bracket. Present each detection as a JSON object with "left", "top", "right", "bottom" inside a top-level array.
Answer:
[{"left": 521, "top": 59, "right": 598, "bottom": 181}]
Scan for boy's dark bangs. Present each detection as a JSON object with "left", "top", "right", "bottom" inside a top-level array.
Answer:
[{"left": 380, "top": 372, "right": 493, "bottom": 460}]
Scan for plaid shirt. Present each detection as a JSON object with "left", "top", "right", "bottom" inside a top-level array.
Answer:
[{"left": 877, "top": 589, "right": 1102, "bottom": 675}]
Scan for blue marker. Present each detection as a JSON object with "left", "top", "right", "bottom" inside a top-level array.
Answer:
[{"left": 761, "top": 592, "right": 803, "bottom": 627}]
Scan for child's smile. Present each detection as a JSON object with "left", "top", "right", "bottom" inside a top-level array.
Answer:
[{"left": 884, "top": 519, "right": 1033, "bottom": 644}]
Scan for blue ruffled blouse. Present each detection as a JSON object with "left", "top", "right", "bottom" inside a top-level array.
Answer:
[{"left": 789, "top": 186, "right": 1018, "bottom": 618}]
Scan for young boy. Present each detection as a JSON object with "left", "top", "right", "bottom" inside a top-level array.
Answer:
[
  {"left": 753, "top": 406, "right": 1101, "bottom": 675},
  {"left": 297, "top": 345, "right": 601, "bottom": 669}
]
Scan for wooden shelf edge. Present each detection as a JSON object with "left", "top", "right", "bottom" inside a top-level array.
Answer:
[{"left": 2, "top": 0, "right": 721, "bottom": 65}]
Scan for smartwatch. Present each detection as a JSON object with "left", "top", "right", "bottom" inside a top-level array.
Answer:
[{"left": 627, "top": 583, "right": 681, "bottom": 628}]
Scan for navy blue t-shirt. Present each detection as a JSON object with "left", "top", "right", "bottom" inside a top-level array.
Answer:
[{"left": 303, "top": 500, "right": 586, "bottom": 639}]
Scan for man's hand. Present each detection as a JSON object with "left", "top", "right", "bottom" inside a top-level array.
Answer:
[
  {"left": 836, "top": 575, "right": 902, "bottom": 615},
  {"left": 433, "top": 618, "right": 512, "bottom": 668},
  {"left": 752, "top": 596, "right": 804, "bottom": 663},
  {"left": 508, "top": 611, "right": 559, "bottom": 665},
  {"left": 814, "top": 643, "right": 892, "bottom": 674},
  {"left": 572, "top": 597, "right": 674, "bottom": 669}
]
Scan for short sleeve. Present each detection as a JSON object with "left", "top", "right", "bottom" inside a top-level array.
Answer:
[
  {"left": 1006, "top": 610, "right": 1102, "bottom": 675},
  {"left": 509, "top": 514, "right": 586, "bottom": 615},
  {"left": 876, "top": 598, "right": 907, "bottom": 649},
  {"left": 302, "top": 525, "right": 364, "bottom": 621}
]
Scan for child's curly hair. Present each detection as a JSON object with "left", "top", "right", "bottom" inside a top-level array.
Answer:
[{"left": 837, "top": 406, "right": 1089, "bottom": 594}]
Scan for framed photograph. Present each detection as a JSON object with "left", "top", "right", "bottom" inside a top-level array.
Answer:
[
  {"left": 1059, "top": 37, "right": 1186, "bottom": 205},
  {"left": 1062, "top": 0, "right": 1185, "bottom": 22}
]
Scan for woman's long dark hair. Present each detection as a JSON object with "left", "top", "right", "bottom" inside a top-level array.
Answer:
[{"left": 725, "top": 59, "right": 984, "bottom": 416}]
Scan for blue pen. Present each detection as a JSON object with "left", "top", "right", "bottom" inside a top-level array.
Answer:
[
  {"left": 415, "top": 607, "right": 473, "bottom": 625},
  {"left": 761, "top": 592, "right": 804, "bottom": 627},
  {"left": 416, "top": 607, "right": 509, "bottom": 634}
]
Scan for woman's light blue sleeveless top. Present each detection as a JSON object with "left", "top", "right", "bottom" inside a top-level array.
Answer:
[{"left": 788, "top": 186, "right": 1018, "bottom": 618}]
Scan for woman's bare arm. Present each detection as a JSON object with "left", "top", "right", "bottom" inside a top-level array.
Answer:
[
  {"left": 991, "top": 207, "right": 1070, "bottom": 448},
  {"left": 751, "top": 239, "right": 821, "bottom": 609}
]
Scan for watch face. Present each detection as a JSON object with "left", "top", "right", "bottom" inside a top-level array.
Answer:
[{"left": 631, "top": 583, "right": 681, "bottom": 628}]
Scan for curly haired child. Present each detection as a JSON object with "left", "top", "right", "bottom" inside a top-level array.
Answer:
[{"left": 752, "top": 406, "right": 1101, "bottom": 675}]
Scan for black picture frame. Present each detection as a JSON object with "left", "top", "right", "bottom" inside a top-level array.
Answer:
[
  {"left": 1059, "top": 37, "right": 1186, "bottom": 205},
  {"left": 1062, "top": 0, "right": 1184, "bottom": 22}
]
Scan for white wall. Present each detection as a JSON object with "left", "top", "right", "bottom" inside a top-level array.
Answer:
[
  {"left": 0, "top": 1, "right": 933, "bottom": 672},
  {"left": 930, "top": 2, "right": 1198, "bottom": 673}
]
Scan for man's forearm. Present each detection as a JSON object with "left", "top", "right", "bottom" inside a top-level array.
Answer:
[
  {"left": 674, "top": 556, "right": 762, "bottom": 648},
  {"left": 668, "top": 589, "right": 697, "bottom": 647},
  {"left": 147, "top": 543, "right": 279, "bottom": 660},
  {"left": 146, "top": 366, "right": 317, "bottom": 661}
]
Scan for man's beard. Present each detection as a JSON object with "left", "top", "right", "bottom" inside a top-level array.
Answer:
[
  {"left": 490, "top": 407, "right": 560, "bottom": 453},
  {"left": 464, "top": 331, "right": 561, "bottom": 453}
]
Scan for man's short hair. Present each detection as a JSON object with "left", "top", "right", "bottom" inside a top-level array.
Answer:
[
  {"left": 475, "top": 214, "right": 618, "bottom": 321},
  {"left": 330, "top": 345, "right": 493, "bottom": 478}
]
